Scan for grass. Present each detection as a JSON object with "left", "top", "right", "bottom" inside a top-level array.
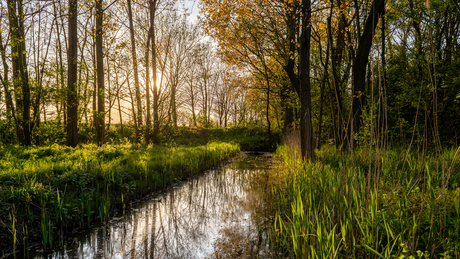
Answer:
[
  {"left": 168, "top": 125, "right": 281, "bottom": 151},
  {"left": 270, "top": 143, "right": 460, "bottom": 258},
  {"left": 0, "top": 142, "right": 240, "bottom": 255}
]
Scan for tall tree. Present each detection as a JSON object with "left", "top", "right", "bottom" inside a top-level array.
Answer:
[
  {"left": 127, "top": 0, "right": 143, "bottom": 143},
  {"left": 0, "top": 24, "right": 19, "bottom": 139},
  {"left": 150, "top": 0, "right": 159, "bottom": 144},
  {"left": 67, "top": 0, "right": 79, "bottom": 147},
  {"left": 283, "top": 0, "right": 299, "bottom": 134},
  {"left": 95, "top": 0, "right": 105, "bottom": 145},
  {"left": 347, "top": 0, "right": 385, "bottom": 150},
  {"left": 299, "top": 0, "right": 314, "bottom": 160},
  {"left": 7, "top": 0, "right": 31, "bottom": 146}
]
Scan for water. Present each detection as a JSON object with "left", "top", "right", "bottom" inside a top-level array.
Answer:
[{"left": 28, "top": 152, "right": 276, "bottom": 259}]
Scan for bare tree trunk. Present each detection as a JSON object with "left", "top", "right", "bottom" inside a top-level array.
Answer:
[
  {"left": 189, "top": 80, "right": 197, "bottom": 126},
  {"left": 316, "top": 31, "right": 330, "bottom": 150},
  {"left": 107, "top": 60, "right": 112, "bottom": 131},
  {"left": 8, "top": 0, "right": 23, "bottom": 143},
  {"left": 66, "top": 0, "right": 78, "bottom": 147},
  {"left": 327, "top": 13, "right": 345, "bottom": 146},
  {"left": 92, "top": 29, "right": 97, "bottom": 128},
  {"left": 332, "top": 0, "right": 347, "bottom": 144},
  {"left": 8, "top": 0, "right": 31, "bottom": 146},
  {"left": 95, "top": 0, "right": 105, "bottom": 146},
  {"left": 18, "top": 0, "right": 31, "bottom": 146},
  {"left": 150, "top": 0, "right": 159, "bottom": 144},
  {"left": 145, "top": 33, "right": 151, "bottom": 144},
  {"left": 53, "top": 0, "right": 66, "bottom": 128},
  {"left": 263, "top": 65, "right": 271, "bottom": 145},
  {"left": 127, "top": 0, "right": 143, "bottom": 143},
  {"left": 347, "top": 0, "right": 385, "bottom": 150},
  {"left": 0, "top": 29, "right": 19, "bottom": 139},
  {"left": 299, "top": 0, "right": 314, "bottom": 160},
  {"left": 127, "top": 76, "right": 138, "bottom": 129},
  {"left": 116, "top": 71, "right": 123, "bottom": 135}
]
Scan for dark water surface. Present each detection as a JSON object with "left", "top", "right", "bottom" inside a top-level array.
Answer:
[{"left": 28, "top": 152, "right": 276, "bottom": 259}]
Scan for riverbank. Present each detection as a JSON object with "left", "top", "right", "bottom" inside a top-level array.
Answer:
[
  {"left": 271, "top": 144, "right": 460, "bottom": 258},
  {"left": 0, "top": 142, "right": 239, "bottom": 256}
]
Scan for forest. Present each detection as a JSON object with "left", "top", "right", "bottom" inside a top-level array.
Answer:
[{"left": 0, "top": 0, "right": 460, "bottom": 257}]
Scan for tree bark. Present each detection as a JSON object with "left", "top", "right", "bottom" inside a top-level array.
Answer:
[
  {"left": 66, "top": 0, "right": 78, "bottom": 147},
  {"left": 0, "top": 30, "right": 19, "bottom": 138},
  {"left": 95, "top": 0, "right": 105, "bottom": 146},
  {"left": 150, "top": 0, "right": 159, "bottom": 144},
  {"left": 7, "top": 0, "right": 31, "bottom": 146},
  {"left": 347, "top": 0, "right": 385, "bottom": 150},
  {"left": 145, "top": 31, "right": 151, "bottom": 143},
  {"left": 127, "top": 0, "right": 143, "bottom": 143},
  {"left": 283, "top": 0, "right": 298, "bottom": 135},
  {"left": 284, "top": 0, "right": 300, "bottom": 96},
  {"left": 299, "top": 0, "right": 314, "bottom": 160},
  {"left": 327, "top": 15, "right": 345, "bottom": 146},
  {"left": 53, "top": 0, "right": 66, "bottom": 127},
  {"left": 92, "top": 22, "right": 97, "bottom": 128}
]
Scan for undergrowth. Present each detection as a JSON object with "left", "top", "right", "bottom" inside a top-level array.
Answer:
[{"left": 167, "top": 125, "right": 281, "bottom": 151}]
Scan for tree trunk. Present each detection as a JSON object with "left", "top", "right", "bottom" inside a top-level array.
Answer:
[
  {"left": 283, "top": 0, "right": 298, "bottom": 135},
  {"left": 92, "top": 29, "right": 97, "bottom": 128},
  {"left": 347, "top": 0, "right": 385, "bottom": 150},
  {"left": 150, "top": 0, "right": 159, "bottom": 144},
  {"left": 95, "top": 0, "right": 105, "bottom": 146},
  {"left": 127, "top": 0, "right": 143, "bottom": 143},
  {"left": 0, "top": 30, "right": 19, "bottom": 139},
  {"left": 116, "top": 73, "right": 123, "bottom": 135},
  {"left": 327, "top": 14, "right": 345, "bottom": 146},
  {"left": 53, "top": 0, "right": 66, "bottom": 128},
  {"left": 107, "top": 60, "right": 112, "bottom": 131},
  {"left": 299, "top": 0, "right": 314, "bottom": 160},
  {"left": 316, "top": 29, "right": 330, "bottom": 150},
  {"left": 8, "top": 0, "right": 31, "bottom": 146},
  {"left": 283, "top": 0, "right": 300, "bottom": 95},
  {"left": 127, "top": 76, "right": 138, "bottom": 129},
  {"left": 263, "top": 66, "right": 271, "bottom": 145},
  {"left": 66, "top": 0, "right": 78, "bottom": 147},
  {"left": 145, "top": 32, "right": 151, "bottom": 144}
]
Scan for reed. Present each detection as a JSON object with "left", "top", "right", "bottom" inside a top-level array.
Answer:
[{"left": 271, "top": 144, "right": 460, "bottom": 258}]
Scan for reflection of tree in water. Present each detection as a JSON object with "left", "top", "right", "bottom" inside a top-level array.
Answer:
[
  {"left": 31, "top": 154, "right": 274, "bottom": 259},
  {"left": 211, "top": 163, "right": 276, "bottom": 258},
  {"left": 125, "top": 165, "right": 253, "bottom": 258}
]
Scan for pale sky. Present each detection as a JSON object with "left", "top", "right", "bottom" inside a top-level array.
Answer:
[{"left": 183, "top": 0, "right": 200, "bottom": 22}]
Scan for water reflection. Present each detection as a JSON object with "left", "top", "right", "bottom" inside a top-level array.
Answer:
[{"left": 29, "top": 153, "right": 275, "bottom": 259}]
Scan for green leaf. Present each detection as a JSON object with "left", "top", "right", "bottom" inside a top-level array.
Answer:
[{"left": 364, "top": 244, "right": 385, "bottom": 258}]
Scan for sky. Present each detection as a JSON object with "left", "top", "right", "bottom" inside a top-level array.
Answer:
[{"left": 183, "top": 0, "right": 200, "bottom": 22}]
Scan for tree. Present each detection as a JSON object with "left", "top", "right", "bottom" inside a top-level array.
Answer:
[
  {"left": 299, "top": 0, "right": 314, "bottom": 160},
  {"left": 347, "top": 0, "right": 385, "bottom": 150},
  {"left": 67, "top": 0, "right": 79, "bottom": 147},
  {"left": 150, "top": 0, "right": 159, "bottom": 144},
  {"left": 95, "top": 0, "right": 105, "bottom": 145},
  {"left": 127, "top": 0, "right": 143, "bottom": 143},
  {"left": 7, "top": 0, "right": 31, "bottom": 146}
]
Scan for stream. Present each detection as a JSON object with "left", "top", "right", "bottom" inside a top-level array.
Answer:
[{"left": 27, "top": 152, "right": 277, "bottom": 259}]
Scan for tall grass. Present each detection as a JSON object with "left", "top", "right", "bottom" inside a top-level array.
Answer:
[
  {"left": 0, "top": 142, "right": 239, "bottom": 255},
  {"left": 271, "top": 142, "right": 460, "bottom": 258}
]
